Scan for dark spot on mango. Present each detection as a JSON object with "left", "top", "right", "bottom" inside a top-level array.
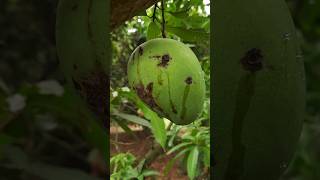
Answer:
[
  {"left": 185, "top": 77, "right": 193, "bottom": 84},
  {"left": 73, "top": 71, "right": 109, "bottom": 125},
  {"left": 241, "top": 48, "right": 263, "bottom": 72},
  {"left": 146, "top": 82, "right": 153, "bottom": 93},
  {"left": 134, "top": 82, "right": 162, "bottom": 111},
  {"left": 158, "top": 54, "right": 171, "bottom": 68}
]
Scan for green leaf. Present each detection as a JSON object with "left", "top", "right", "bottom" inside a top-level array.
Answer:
[
  {"left": 147, "top": 22, "right": 161, "bottom": 40},
  {"left": 112, "top": 118, "right": 137, "bottom": 139},
  {"left": 112, "top": 110, "right": 151, "bottom": 128},
  {"left": 201, "top": 147, "right": 210, "bottom": 167},
  {"left": 141, "top": 170, "right": 160, "bottom": 177},
  {"left": 163, "top": 147, "right": 193, "bottom": 176},
  {"left": 166, "top": 142, "right": 193, "bottom": 155},
  {"left": 145, "top": 108, "right": 167, "bottom": 148},
  {"left": 120, "top": 91, "right": 167, "bottom": 148},
  {"left": 187, "top": 147, "right": 199, "bottom": 180},
  {"left": 168, "top": 9, "right": 190, "bottom": 19},
  {"left": 166, "top": 26, "right": 209, "bottom": 43},
  {"left": 167, "top": 125, "right": 182, "bottom": 147}
]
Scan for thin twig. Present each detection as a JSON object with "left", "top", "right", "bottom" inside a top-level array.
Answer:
[{"left": 152, "top": 4, "right": 157, "bottom": 22}]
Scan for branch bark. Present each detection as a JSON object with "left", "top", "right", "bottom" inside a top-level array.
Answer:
[{"left": 111, "top": 0, "right": 160, "bottom": 30}]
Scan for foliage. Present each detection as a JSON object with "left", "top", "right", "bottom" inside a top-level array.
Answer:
[
  {"left": 165, "top": 121, "right": 210, "bottom": 179},
  {"left": 110, "top": 153, "right": 159, "bottom": 180}
]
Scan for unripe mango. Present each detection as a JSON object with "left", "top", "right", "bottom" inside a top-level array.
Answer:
[
  {"left": 127, "top": 38, "right": 205, "bottom": 125},
  {"left": 213, "top": 0, "right": 305, "bottom": 180},
  {"left": 56, "top": 0, "right": 109, "bottom": 125}
]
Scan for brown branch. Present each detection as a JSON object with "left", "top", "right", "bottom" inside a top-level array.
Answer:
[
  {"left": 144, "top": 143, "right": 164, "bottom": 166},
  {"left": 111, "top": 0, "right": 161, "bottom": 30}
]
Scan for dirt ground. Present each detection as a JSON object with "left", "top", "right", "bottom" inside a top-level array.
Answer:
[{"left": 110, "top": 127, "right": 189, "bottom": 180}]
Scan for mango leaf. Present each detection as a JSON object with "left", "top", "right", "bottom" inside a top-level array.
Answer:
[
  {"left": 187, "top": 147, "right": 199, "bottom": 180},
  {"left": 168, "top": 9, "right": 190, "bottom": 19},
  {"left": 147, "top": 22, "right": 161, "bottom": 40},
  {"left": 182, "top": 15, "right": 210, "bottom": 29},
  {"left": 120, "top": 91, "right": 167, "bottom": 148},
  {"left": 166, "top": 26, "right": 209, "bottom": 43},
  {"left": 190, "top": 0, "right": 203, "bottom": 6}
]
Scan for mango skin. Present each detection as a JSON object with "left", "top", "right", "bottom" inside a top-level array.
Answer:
[
  {"left": 212, "top": 0, "right": 305, "bottom": 180},
  {"left": 127, "top": 38, "right": 205, "bottom": 125}
]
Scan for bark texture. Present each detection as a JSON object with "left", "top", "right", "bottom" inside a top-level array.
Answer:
[{"left": 111, "top": 0, "right": 160, "bottom": 30}]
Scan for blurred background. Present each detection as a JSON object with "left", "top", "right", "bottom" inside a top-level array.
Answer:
[{"left": 0, "top": 0, "right": 319, "bottom": 179}]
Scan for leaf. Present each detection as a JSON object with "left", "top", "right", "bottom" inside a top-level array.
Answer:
[
  {"left": 120, "top": 91, "right": 167, "bottom": 148},
  {"left": 143, "top": 107, "right": 167, "bottom": 148},
  {"left": 168, "top": 9, "right": 190, "bottom": 19},
  {"left": 166, "top": 142, "right": 193, "bottom": 155},
  {"left": 187, "top": 147, "right": 199, "bottom": 180},
  {"left": 112, "top": 110, "right": 151, "bottom": 128},
  {"left": 113, "top": 118, "right": 137, "bottom": 139},
  {"left": 166, "top": 26, "right": 209, "bottom": 43},
  {"left": 163, "top": 147, "right": 193, "bottom": 176},
  {"left": 167, "top": 125, "right": 182, "bottom": 147},
  {"left": 201, "top": 147, "right": 210, "bottom": 167},
  {"left": 147, "top": 22, "right": 161, "bottom": 40},
  {"left": 141, "top": 169, "right": 160, "bottom": 177}
]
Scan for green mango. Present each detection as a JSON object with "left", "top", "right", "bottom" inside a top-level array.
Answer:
[
  {"left": 213, "top": 0, "right": 305, "bottom": 180},
  {"left": 56, "top": 0, "right": 109, "bottom": 122},
  {"left": 55, "top": 0, "right": 109, "bottom": 164},
  {"left": 127, "top": 38, "right": 206, "bottom": 125}
]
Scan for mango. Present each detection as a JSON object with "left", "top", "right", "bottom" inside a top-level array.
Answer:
[
  {"left": 56, "top": 0, "right": 109, "bottom": 123},
  {"left": 212, "top": 0, "right": 305, "bottom": 180},
  {"left": 127, "top": 38, "right": 205, "bottom": 125}
]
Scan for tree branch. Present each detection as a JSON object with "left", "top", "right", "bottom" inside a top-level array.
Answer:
[{"left": 111, "top": 0, "right": 161, "bottom": 30}]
